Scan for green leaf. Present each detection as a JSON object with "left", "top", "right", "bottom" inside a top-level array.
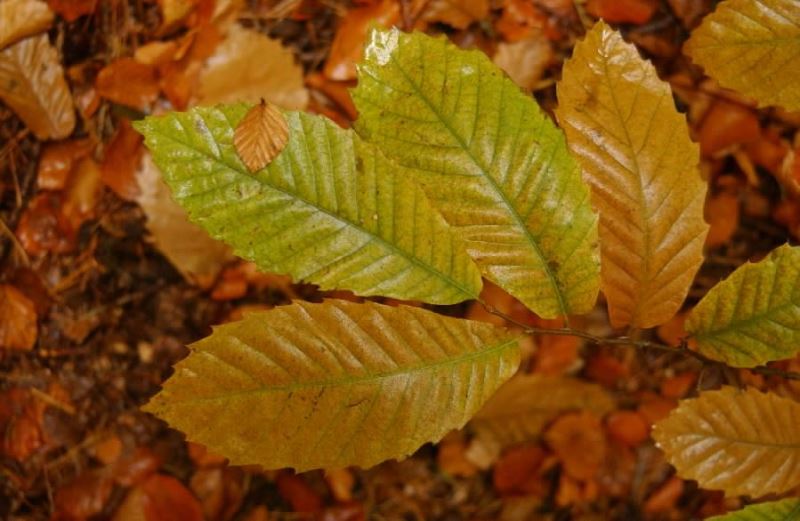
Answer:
[
  {"left": 470, "top": 374, "right": 615, "bottom": 449},
  {"left": 685, "top": 0, "right": 800, "bottom": 112},
  {"left": 686, "top": 244, "right": 800, "bottom": 367},
  {"left": 144, "top": 300, "right": 520, "bottom": 470},
  {"left": 352, "top": 28, "right": 600, "bottom": 319},
  {"left": 556, "top": 21, "right": 708, "bottom": 328},
  {"left": 707, "top": 498, "right": 800, "bottom": 521},
  {"left": 135, "top": 105, "right": 482, "bottom": 305},
  {"left": 653, "top": 386, "right": 800, "bottom": 497}
]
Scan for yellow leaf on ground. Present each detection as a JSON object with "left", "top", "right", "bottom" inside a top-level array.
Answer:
[
  {"left": 198, "top": 24, "right": 307, "bottom": 109},
  {"left": 136, "top": 152, "right": 232, "bottom": 287},
  {"left": 556, "top": 21, "right": 708, "bottom": 328},
  {"left": 233, "top": 101, "right": 289, "bottom": 172},
  {"left": 0, "top": 34, "right": 75, "bottom": 139},
  {"left": 0, "top": 0, "right": 53, "bottom": 50},
  {"left": 685, "top": 0, "right": 800, "bottom": 112},
  {"left": 653, "top": 386, "right": 800, "bottom": 497}
]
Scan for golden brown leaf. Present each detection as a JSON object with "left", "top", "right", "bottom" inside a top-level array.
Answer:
[
  {"left": 421, "top": 0, "right": 488, "bottom": 29},
  {"left": 46, "top": 0, "right": 96, "bottom": 21},
  {"left": 0, "top": 284, "right": 37, "bottom": 350},
  {"left": 198, "top": 24, "right": 307, "bottom": 109},
  {"left": 95, "top": 58, "right": 159, "bottom": 111},
  {"left": 544, "top": 411, "right": 606, "bottom": 481},
  {"left": 492, "top": 34, "right": 552, "bottom": 91},
  {"left": 233, "top": 101, "right": 289, "bottom": 172},
  {"left": 556, "top": 22, "right": 708, "bottom": 328},
  {"left": 0, "top": 33, "right": 75, "bottom": 139},
  {"left": 0, "top": 0, "right": 53, "bottom": 50},
  {"left": 101, "top": 119, "right": 143, "bottom": 201},
  {"left": 653, "top": 386, "right": 800, "bottom": 497}
]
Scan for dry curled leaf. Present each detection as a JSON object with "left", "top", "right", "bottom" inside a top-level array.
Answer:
[
  {"left": 47, "top": 0, "right": 96, "bottom": 21},
  {"left": 421, "top": 0, "right": 489, "bottom": 29},
  {"left": 233, "top": 101, "right": 289, "bottom": 172},
  {"left": 0, "top": 0, "right": 53, "bottom": 50},
  {"left": 492, "top": 34, "right": 552, "bottom": 91},
  {"left": 0, "top": 33, "right": 75, "bottom": 139},
  {"left": 101, "top": 119, "right": 143, "bottom": 201},
  {"left": 0, "top": 284, "right": 38, "bottom": 350},
  {"left": 95, "top": 58, "right": 159, "bottom": 111},
  {"left": 544, "top": 411, "right": 606, "bottom": 481}
]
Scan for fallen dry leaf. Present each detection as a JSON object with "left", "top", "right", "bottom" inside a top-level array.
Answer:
[
  {"left": 234, "top": 100, "right": 289, "bottom": 172},
  {"left": 95, "top": 58, "right": 159, "bottom": 110},
  {"left": 0, "top": 0, "right": 53, "bottom": 50},
  {"left": 63, "top": 156, "right": 102, "bottom": 230},
  {"left": 158, "top": 0, "right": 198, "bottom": 30},
  {"left": 704, "top": 190, "right": 740, "bottom": 249},
  {"left": 101, "top": 119, "right": 143, "bottom": 201},
  {"left": 0, "top": 33, "right": 75, "bottom": 139},
  {"left": 136, "top": 152, "right": 232, "bottom": 286},
  {"left": 421, "top": 0, "right": 488, "bottom": 30},
  {"left": 544, "top": 411, "right": 606, "bottom": 481},
  {"left": 698, "top": 100, "right": 761, "bottom": 156},
  {"left": 54, "top": 471, "right": 114, "bottom": 520},
  {"left": 0, "top": 284, "right": 37, "bottom": 350},
  {"left": 47, "top": 0, "right": 96, "bottom": 21},
  {"left": 16, "top": 192, "right": 75, "bottom": 254},
  {"left": 323, "top": 0, "right": 399, "bottom": 81},
  {"left": 437, "top": 432, "right": 479, "bottom": 478},
  {"left": 276, "top": 472, "right": 323, "bottom": 513},
  {"left": 605, "top": 410, "right": 649, "bottom": 447},
  {"left": 113, "top": 474, "right": 204, "bottom": 521},
  {"left": 495, "top": 0, "right": 547, "bottom": 41},
  {"left": 493, "top": 34, "right": 552, "bottom": 91},
  {"left": 643, "top": 476, "right": 684, "bottom": 514},
  {"left": 492, "top": 444, "right": 547, "bottom": 497},
  {"left": 190, "top": 467, "right": 245, "bottom": 521},
  {"left": 37, "top": 138, "right": 94, "bottom": 190},
  {"left": 198, "top": 24, "right": 307, "bottom": 109},
  {"left": 585, "top": 0, "right": 658, "bottom": 24}
]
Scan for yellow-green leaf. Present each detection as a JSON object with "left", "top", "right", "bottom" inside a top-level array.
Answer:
[
  {"left": 685, "top": 0, "right": 800, "bottom": 112},
  {"left": 556, "top": 21, "right": 708, "bottom": 328},
  {"left": 653, "top": 386, "right": 800, "bottom": 497},
  {"left": 352, "top": 28, "right": 600, "bottom": 319},
  {"left": 144, "top": 300, "right": 520, "bottom": 471},
  {"left": 707, "top": 498, "right": 800, "bottom": 521},
  {"left": 470, "top": 374, "right": 615, "bottom": 449},
  {"left": 686, "top": 244, "right": 800, "bottom": 367},
  {"left": 135, "top": 105, "right": 482, "bottom": 305}
]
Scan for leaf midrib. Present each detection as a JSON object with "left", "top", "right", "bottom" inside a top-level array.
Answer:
[
  {"left": 376, "top": 49, "right": 569, "bottom": 316},
  {"left": 691, "top": 299, "right": 800, "bottom": 342},
  {"left": 156, "top": 337, "right": 520, "bottom": 404},
  {"left": 145, "top": 115, "right": 479, "bottom": 301}
]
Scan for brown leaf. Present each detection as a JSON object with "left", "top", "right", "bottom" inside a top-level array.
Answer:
[
  {"left": 16, "top": 192, "right": 76, "bottom": 254},
  {"left": 544, "top": 411, "right": 606, "bottom": 481},
  {"left": 698, "top": 100, "right": 760, "bottom": 156},
  {"left": 492, "top": 444, "right": 547, "bottom": 496},
  {"left": 643, "top": 476, "right": 683, "bottom": 514},
  {"left": 54, "top": 471, "right": 114, "bottom": 520},
  {"left": 585, "top": 0, "right": 658, "bottom": 24},
  {"left": 47, "top": 0, "right": 96, "bottom": 21},
  {"left": 323, "top": 0, "right": 399, "bottom": 81},
  {"left": 157, "top": 0, "right": 198, "bottom": 29},
  {"left": 0, "top": 284, "right": 38, "bottom": 350},
  {"left": 198, "top": 23, "right": 307, "bottom": 108},
  {"left": 101, "top": 119, "right": 143, "bottom": 201},
  {"left": 0, "top": 33, "right": 75, "bottom": 139},
  {"left": 0, "top": 0, "right": 53, "bottom": 50},
  {"left": 95, "top": 58, "right": 159, "bottom": 110},
  {"left": 495, "top": 0, "right": 547, "bottom": 41},
  {"left": 113, "top": 474, "right": 204, "bottom": 521},
  {"left": 437, "top": 432, "right": 479, "bottom": 478},
  {"left": 605, "top": 410, "right": 649, "bottom": 447},
  {"left": 492, "top": 34, "right": 552, "bottom": 91},
  {"left": 190, "top": 467, "right": 245, "bottom": 521},
  {"left": 37, "top": 138, "right": 94, "bottom": 190},
  {"left": 421, "top": 0, "right": 488, "bottom": 29},
  {"left": 233, "top": 100, "right": 289, "bottom": 172},
  {"left": 704, "top": 190, "right": 740, "bottom": 249},
  {"left": 276, "top": 472, "right": 323, "bottom": 513},
  {"left": 135, "top": 152, "right": 232, "bottom": 286}
]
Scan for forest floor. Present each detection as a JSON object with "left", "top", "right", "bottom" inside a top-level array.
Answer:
[{"left": 1, "top": 0, "right": 800, "bottom": 520}]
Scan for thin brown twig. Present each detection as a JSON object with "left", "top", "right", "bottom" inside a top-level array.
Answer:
[{"left": 478, "top": 299, "right": 800, "bottom": 382}]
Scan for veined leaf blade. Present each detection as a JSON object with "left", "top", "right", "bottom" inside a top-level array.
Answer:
[
  {"left": 686, "top": 244, "right": 800, "bottom": 367},
  {"left": 685, "top": 0, "right": 800, "bottom": 112},
  {"left": 653, "top": 386, "right": 800, "bottom": 497},
  {"left": 352, "top": 28, "right": 600, "bottom": 319},
  {"left": 144, "top": 300, "right": 520, "bottom": 470},
  {"left": 135, "top": 105, "right": 482, "bottom": 305},
  {"left": 706, "top": 498, "right": 800, "bottom": 521},
  {"left": 556, "top": 21, "right": 708, "bottom": 328}
]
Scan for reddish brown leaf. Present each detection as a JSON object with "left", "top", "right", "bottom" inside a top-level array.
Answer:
[
  {"left": 95, "top": 58, "right": 159, "bottom": 110},
  {"left": 101, "top": 119, "right": 143, "bottom": 201},
  {"left": 63, "top": 156, "right": 102, "bottom": 229},
  {"left": 437, "top": 432, "right": 479, "bottom": 478},
  {"left": 157, "top": 0, "right": 199, "bottom": 29},
  {"left": 276, "top": 472, "right": 323, "bottom": 513},
  {"left": 190, "top": 467, "right": 245, "bottom": 521},
  {"left": 493, "top": 34, "right": 553, "bottom": 91},
  {"left": 0, "top": 284, "right": 38, "bottom": 350},
  {"left": 324, "top": 467, "right": 356, "bottom": 502},
  {"left": 585, "top": 0, "right": 658, "bottom": 24},
  {"left": 660, "top": 372, "right": 697, "bottom": 399},
  {"left": 643, "top": 476, "right": 684, "bottom": 514},
  {"left": 492, "top": 444, "right": 547, "bottom": 497},
  {"left": 704, "top": 190, "right": 740, "bottom": 249},
  {"left": 0, "top": 0, "right": 54, "bottom": 50},
  {"left": 495, "top": 0, "right": 547, "bottom": 41},
  {"left": 37, "top": 138, "right": 94, "bottom": 190},
  {"left": 114, "top": 474, "right": 204, "bottom": 521},
  {"left": 54, "top": 471, "right": 114, "bottom": 520},
  {"left": 605, "top": 411, "right": 649, "bottom": 448},
  {"left": 112, "top": 447, "right": 162, "bottom": 487},
  {"left": 698, "top": 100, "right": 760, "bottom": 156},
  {"left": 421, "top": 0, "right": 488, "bottom": 30},
  {"left": 544, "top": 412, "right": 606, "bottom": 481},
  {"left": 16, "top": 192, "right": 75, "bottom": 254},
  {"left": 47, "top": 0, "right": 97, "bottom": 21},
  {"left": 323, "top": 0, "right": 399, "bottom": 81},
  {"left": 0, "top": 33, "right": 75, "bottom": 139},
  {"left": 233, "top": 100, "right": 289, "bottom": 172}
]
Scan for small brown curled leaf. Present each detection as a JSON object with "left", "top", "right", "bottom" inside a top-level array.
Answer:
[{"left": 233, "top": 100, "right": 289, "bottom": 172}]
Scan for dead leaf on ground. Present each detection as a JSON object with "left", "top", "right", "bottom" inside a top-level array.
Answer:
[
  {"left": 323, "top": 0, "right": 399, "bottom": 81},
  {"left": 16, "top": 192, "right": 76, "bottom": 254},
  {"left": 493, "top": 34, "right": 552, "bottom": 91},
  {"left": 585, "top": 0, "right": 658, "bottom": 24},
  {"left": 421, "top": 0, "right": 488, "bottom": 30},
  {"left": 0, "top": 284, "right": 37, "bottom": 350},
  {"left": 37, "top": 138, "right": 94, "bottom": 190},
  {"left": 95, "top": 58, "right": 159, "bottom": 111},
  {"left": 47, "top": 0, "right": 97, "bottom": 21},
  {"left": 113, "top": 474, "right": 204, "bottom": 521},
  {"left": 704, "top": 190, "right": 740, "bottom": 249},
  {"left": 493, "top": 444, "right": 547, "bottom": 496},
  {"left": 198, "top": 23, "right": 307, "bottom": 109},
  {"left": 0, "top": 0, "right": 53, "bottom": 50},
  {"left": 544, "top": 411, "right": 606, "bottom": 481},
  {"left": 234, "top": 100, "right": 289, "bottom": 172},
  {"left": 101, "top": 119, "right": 143, "bottom": 201},
  {"left": 495, "top": 0, "right": 547, "bottom": 41},
  {"left": 136, "top": 152, "right": 232, "bottom": 287},
  {"left": 698, "top": 100, "right": 761, "bottom": 156},
  {"left": 157, "top": 0, "right": 198, "bottom": 30},
  {"left": 0, "top": 34, "right": 75, "bottom": 139}
]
